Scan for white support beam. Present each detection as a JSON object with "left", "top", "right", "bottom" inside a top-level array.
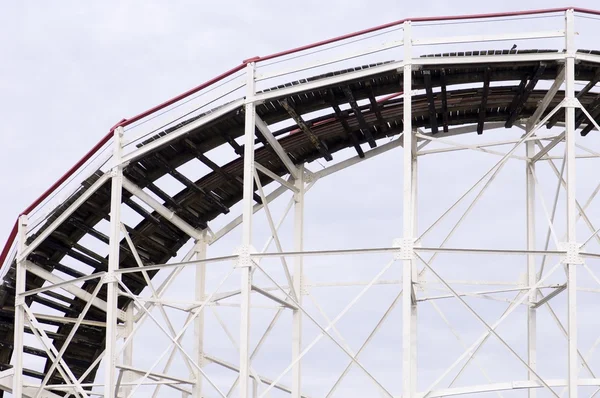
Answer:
[
  {"left": 205, "top": 355, "right": 306, "bottom": 397},
  {"left": 252, "top": 285, "right": 298, "bottom": 310},
  {"left": 122, "top": 177, "right": 204, "bottom": 241},
  {"left": 564, "top": 11, "right": 578, "bottom": 398},
  {"left": 35, "top": 280, "right": 105, "bottom": 396},
  {"left": 313, "top": 135, "right": 403, "bottom": 181},
  {"left": 240, "top": 61, "right": 257, "bottom": 398},
  {"left": 193, "top": 234, "right": 208, "bottom": 398},
  {"left": 13, "top": 216, "right": 27, "bottom": 398},
  {"left": 526, "top": 136, "right": 537, "bottom": 398},
  {"left": 417, "top": 254, "right": 559, "bottom": 397},
  {"left": 533, "top": 284, "right": 567, "bottom": 309},
  {"left": 416, "top": 132, "right": 527, "bottom": 160},
  {"left": 105, "top": 126, "right": 124, "bottom": 398},
  {"left": 24, "top": 261, "right": 125, "bottom": 321},
  {"left": 254, "top": 162, "right": 298, "bottom": 192},
  {"left": 255, "top": 115, "right": 300, "bottom": 180},
  {"left": 254, "top": 259, "right": 395, "bottom": 398},
  {"left": 531, "top": 131, "right": 565, "bottom": 163},
  {"left": 526, "top": 66, "right": 565, "bottom": 131},
  {"left": 210, "top": 185, "right": 288, "bottom": 245},
  {"left": 0, "top": 369, "right": 63, "bottom": 398},
  {"left": 423, "top": 379, "right": 598, "bottom": 398},
  {"left": 116, "top": 365, "right": 194, "bottom": 385},
  {"left": 123, "top": 303, "right": 134, "bottom": 397},
  {"left": 402, "top": 20, "right": 417, "bottom": 398},
  {"left": 27, "top": 312, "right": 106, "bottom": 328},
  {"left": 292, "top": 165, "right": 304, "bottom": 398}
]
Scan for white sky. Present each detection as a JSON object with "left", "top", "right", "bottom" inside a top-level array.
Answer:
[{"left": 3, "top": 1, "right": 600, "bottom": 397}]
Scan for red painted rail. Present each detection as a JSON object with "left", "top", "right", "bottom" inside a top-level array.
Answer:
[{"left": 1, "top": 6, "right": 597, "bottom": 268}]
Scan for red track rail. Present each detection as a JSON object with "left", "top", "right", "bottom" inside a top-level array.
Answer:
[{"left": 1, "top": 6, "right": 598, "bottom": 268}]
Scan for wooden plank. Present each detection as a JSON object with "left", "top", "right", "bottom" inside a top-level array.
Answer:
[
  {"left": 505, "top": 63, "right": 547, "bottom": 128},
  {"left": 279, "top": 99, "right": 333, "bottom": 161},
  {"left": 423, "top": 70, "right": 439, "bottom": 134},
  {"left": 506, "top": 75, "right": 528, "bottom": 119},
  {"left": 29, "top": 254, "right": 85, "bottom": 279},
  {"left": 365, "top": 81, "right": 388, "bottom": 132},
  {"left": 128, "top": 165, "right": 202, "bottom": 227},
  {"left": 327, "top": 90, "right": 365, "bottom": 158},
  {"left": 183, "top": 138, "right": 262, "bottom": 204},
  {"left": 153, "top": 153, "right": 230, "bottom": 214},
  {"left": 477, "top": 68, "right": 491, "bottom": 135},
  {"left": 342, "top": 86, "right": 377, "bottom": 147},
  {"left": 123, "top": 197, "right": 181, "bottom": 242}
]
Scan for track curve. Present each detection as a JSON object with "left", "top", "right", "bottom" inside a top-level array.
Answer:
[{"left": 2, "top": 49, "right": 600, "bottom": 388}]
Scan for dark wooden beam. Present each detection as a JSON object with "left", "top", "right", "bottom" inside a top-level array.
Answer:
[
  {"left": 365, "top": 81, "right": 388, "bottom": 133},
  {"left": 153, "top": 153, "right": 230, "bottom": 214},
  {"left": 549, "top": 68, "right": 600, "bottom": 129},
  {"left": 477, "top": 68, "right": 491, "bottom": 135},
  {"left": 128, "top": 165, "right": 203, "bottom": 228},
  {"left": 575, "top": 94, "right": 600, "bottom": 130},
  {"left": 423, "top": 70, "right": 439, "bottom": 134},
  {"left": 183, "top": 139, "right": 262, "bottom": 204},
  {"left": 580, "top": 104, "right": 600, "bottom": 136},
  {"left": 505, "top": 75, "right": 528, "bottom": 121},
  {"left": 505, "top": 63, "right": 547, "bottom": 128},
  {"left": 279, "top": 99, "right": 333, "bottom": 161},
  {"left": 68, "top": 219, "right": 109, "bottom": 245},
  {"left": 31, "top": 296, "right": 73, "bottom": 315},
  {"left": 42, "top": 290, "right": 77, "bottom": 306},
  {"left": 440, "top": 69, "right": 449, "bottom": 133},
  {"left": 327, "top": 90, "right": 365, "bottom": 158},
  {"left": 122, "top": 224, "right": 177, "bottom": 259},
  {"left": 69, "top": 217, "right": 172, "bottom": 262},
  {"left": 123, "top": 197, "right": 181, "bottom": 243},
  {"left": 342, "top": 86, "right": 377, "bottom": 148},
  {"left": 28, "top": 254, "right": 85, "bottom": 279},
  {"left": 226, "top": 135, "right": 244, "bottom": 156}
]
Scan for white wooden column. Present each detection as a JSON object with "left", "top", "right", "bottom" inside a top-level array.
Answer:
[
  {"left": 291, "top": 165, "right": 304, "bottom": 398},
  {"left": 240, "top": 61, "right": 257, "bottom": 398},
  {"left": 105, "top": 126, "right": 124, "bottom": 398}
]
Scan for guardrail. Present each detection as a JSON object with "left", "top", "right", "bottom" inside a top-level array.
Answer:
[{"left": 2, "top": 6, "right": 598, "bottom": 271}]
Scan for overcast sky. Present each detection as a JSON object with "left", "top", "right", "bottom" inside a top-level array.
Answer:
[{"left": 3, "top": 1, "right": 600, "bottom": 397}]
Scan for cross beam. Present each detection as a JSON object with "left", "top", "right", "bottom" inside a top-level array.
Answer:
[
  {"left": 506, "top": 63, "right": 547, "bottom": 128},
  {"left": 279, "top": 99, "right": 333, "bottom": 161}
]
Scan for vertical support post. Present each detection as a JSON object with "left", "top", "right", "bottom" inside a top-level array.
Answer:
[
  {"left": 526, "top": 139, "right": 537, "bottom": 398},
  {"left": 240, "top": 61, "right": 257, "bottom": 398},
  {"left": 402, "top": 20, "right": 417, "bottom": 398},
  {"left": 13, "top": 215, "right": 28, "bottom": 398},
  {"left": 193, "top": 233, "right": 208, "bottom": 398},
  {"left": 252, "top": 377, "right": 258, "bottom": 398},
  {"left": 105, "top": 126, "right": 124, "bottom": 398},
  {"left": 292, "top": 165, "right": 305, "bottom": 398},
  {"left": 410, "top": 127, "right": 418, "bottom": 392},
  {"left": 565, "top": 8, "right": 578, "bottom": 398},
  {"left": 123, "top": 303, "right": 134, "bottom": 397}
]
